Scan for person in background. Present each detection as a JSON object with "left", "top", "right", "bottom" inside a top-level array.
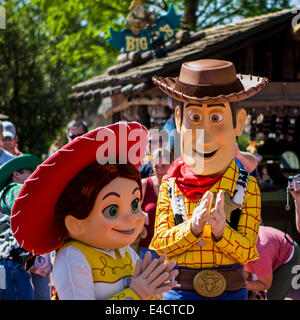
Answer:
[
  {"left": 138, "top": 133, "right": 158, "bottom": 179},
  {"left": 0, "top": 154, "right": 52, "bottom": 300},
  {"left": 30, "top": 253, "right": 52, "bottom": 300},
  {"left": 65, "top": 120, "right": 88, "bottom": 142},
  {"left": 139, "top": 155, "right": 154, "bottom": 179},
  {"left": 137, "top": 148, "right": 172, "bottom": 260},
  {"left": 2, "top": 121, "right": 23, "bottom": 156},
  {"left": 139, "top": 120, "right": 176, "bottom": 179},
  {"left": 290, "top": 188, "right": 300, "bottom": 233},
  {"left": 0, "top": 154, "right": 41, "bottom": 300},
  {"left": 244, "top": 225, "right": 300, "bottom": 300},
  {"left": 234, "top": 142, "right": 260, "bottom": 176},
  {"left": 0, "top": 121, "right": 15, "bottom": 166},
  {"left": 256, "top": 163, "right": 275, "bottom": 191}
]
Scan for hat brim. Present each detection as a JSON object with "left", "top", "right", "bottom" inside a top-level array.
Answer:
[
  {"left": 152, "top": 74, "right": 269, "bottom": 104},
  {"left": 0, "top": 154, "right": 41, "bottom": 191},
  {"left": 11, "top": 122, "right": 148, "bottom": 255},
  {"left": 3, "top": 131, "right": 14, "bottom": 139}
]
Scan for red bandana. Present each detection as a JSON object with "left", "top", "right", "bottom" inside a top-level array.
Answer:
[{"left": 165, "top": 157, "right": 224, "bottom": 201}]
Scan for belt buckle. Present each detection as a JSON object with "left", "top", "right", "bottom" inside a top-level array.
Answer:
[{"left": 193, "top": 269, "right": 226, "bottom": 298}]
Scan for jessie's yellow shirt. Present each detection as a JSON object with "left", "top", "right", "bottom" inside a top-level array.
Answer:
[
  {"left": 149, "top": 159, "right": 261, "bottom": 269},
  {"left": 57, "top": 241, "right": 141, "bottom": 300}
]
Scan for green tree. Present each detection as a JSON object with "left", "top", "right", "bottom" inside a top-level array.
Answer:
[
  {"left": 178, "top": 0, "right": 292, "bottom": 30},
  {"left": 143, "top": 0, "right": 292, "bottom": 30},
  {"left": 0, "top": 0, "right": 140, "bottom": 156},
  {"left": 0, "top": 0, "right": 76, "bottom": 155}
]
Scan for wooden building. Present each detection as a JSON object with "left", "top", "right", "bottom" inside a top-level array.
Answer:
[{"left": 70, "top": 8, "right": 300, "bottom": 241}]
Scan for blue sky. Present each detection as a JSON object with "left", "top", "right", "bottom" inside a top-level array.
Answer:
[
  {"left": 291, "top": 0, "right": 300, "bottom": 6},
  {"left": 291, "top": 0, "right": 300, "bottom": 9}
]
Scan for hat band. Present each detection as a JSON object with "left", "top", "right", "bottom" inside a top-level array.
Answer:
[{"left": 174, "top": 78, "right": 244, "bottom": 99}]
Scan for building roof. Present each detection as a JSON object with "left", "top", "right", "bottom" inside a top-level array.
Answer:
[{"left": 70, "top": 8, "right": 296, "bottom": 102}]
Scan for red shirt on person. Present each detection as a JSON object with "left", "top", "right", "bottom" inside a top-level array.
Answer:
[
  {"left": 244, "top": 226, "right": 294, "bottom": 279},
  {"left": 140, "top": 177, "right": 157, "bottom": 248}
]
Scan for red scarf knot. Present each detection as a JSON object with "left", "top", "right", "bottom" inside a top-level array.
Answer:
[{"left": 165, "top": 157, "right": 224, "bottom": 201}]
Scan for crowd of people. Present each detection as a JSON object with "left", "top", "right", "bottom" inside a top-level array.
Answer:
[
  {"left": 0, "top": 119, "right": 90, "bottom": 300},
  {"left": 0, "top": 115, "right": 299, "bottom": 301}
]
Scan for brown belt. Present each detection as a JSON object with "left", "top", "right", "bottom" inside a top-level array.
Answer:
[{"left": 175, "top": 266, "right": 247, "bottom": 297}]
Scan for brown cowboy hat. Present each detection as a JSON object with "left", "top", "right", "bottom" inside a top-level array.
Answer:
[{"left": 152, "top": 59, "right": 269, "bottom": 104}]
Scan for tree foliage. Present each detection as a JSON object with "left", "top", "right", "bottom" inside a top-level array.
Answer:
[
  {"left": 178, "top": 0, "right": 292, "bottom": 30},
  {"left": 0, "top": 0, "right": 293, "bottom": 156}
]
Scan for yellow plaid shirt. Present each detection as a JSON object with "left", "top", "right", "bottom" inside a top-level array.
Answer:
[{"left": 149, "top": 159, "right": 261, "bottom": 269}]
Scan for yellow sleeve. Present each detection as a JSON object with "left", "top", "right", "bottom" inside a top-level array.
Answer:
[
  {"left": 108, "top": 288, "right": 141, "bottom": 300},
  {"left": 213, "top": 176, "right": 261, "bottom": 264},
  {"left": 108, "top": 288, "right": 161, "bottom": 300},
  {"left": 149, "top": 180, "right": 202, "bottom": 256}
]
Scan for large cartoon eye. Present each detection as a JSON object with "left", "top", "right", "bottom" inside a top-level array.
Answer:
[
  {"left": 209, "top": 113, "right": 224, "bottom": 123},
  {"left": 189, "top": 112, "right": 202, "bottom": 122},
  {"left": 131, "top": 198, "right": 140, "bottom": 214},
  {"left": 102, "top": 204, "right": 119, "bottom": 219}
]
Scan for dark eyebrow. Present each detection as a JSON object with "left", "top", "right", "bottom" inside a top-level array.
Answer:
[
  {"left": 207, "top": 103, "right": 226, "bottom": 108},
  {"left": 185, "top": 103, "right": 202, "bottom": 109},
  {"left": 132, "top": 187, "right": 140, "bottom": 195},
  {"left": 185, "top": 103, "right": 225, "bottom": 109},
  {"left": 102, "top": 192, "right": 120, "bottom": 200}
]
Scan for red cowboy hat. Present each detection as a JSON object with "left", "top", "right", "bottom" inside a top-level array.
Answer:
[{"left": 11, "top": 122, "right": 148, "bottom": 255}]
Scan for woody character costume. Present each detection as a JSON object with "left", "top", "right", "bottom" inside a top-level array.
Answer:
[
  {"left": 150, "top": 59, "right": 269, "bottom": 300},
  {"left": 10, "top": 122, "right": 178, "bottom": 300}
]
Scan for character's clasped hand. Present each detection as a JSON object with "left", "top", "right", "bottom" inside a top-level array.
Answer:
[
  {"left": 207, "top": 190, "right": 226, "bottom": 241},
  {"left": 191, "top": 190, "right": 226, "bottom": 241},
  {"left": 190, "top": 190, "right": 213, "bottom": 237},
  {"left": 130, "top": 251, "right": 179, "bottom": 300}
]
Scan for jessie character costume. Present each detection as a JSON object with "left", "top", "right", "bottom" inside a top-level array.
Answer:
[
  {"left": 11, "top": 122, "right": 178, "bottom": 300},
  {"left": 150, "top": 59, "right": 268, "bottom": 300}
]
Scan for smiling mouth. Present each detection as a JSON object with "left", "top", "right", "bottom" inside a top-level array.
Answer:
[
  {"left": 195, "top": 149, "right": 219, "bottom": 159},
  {"left": 112, "top": 228, "right": 135, "bottom": 235}
]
